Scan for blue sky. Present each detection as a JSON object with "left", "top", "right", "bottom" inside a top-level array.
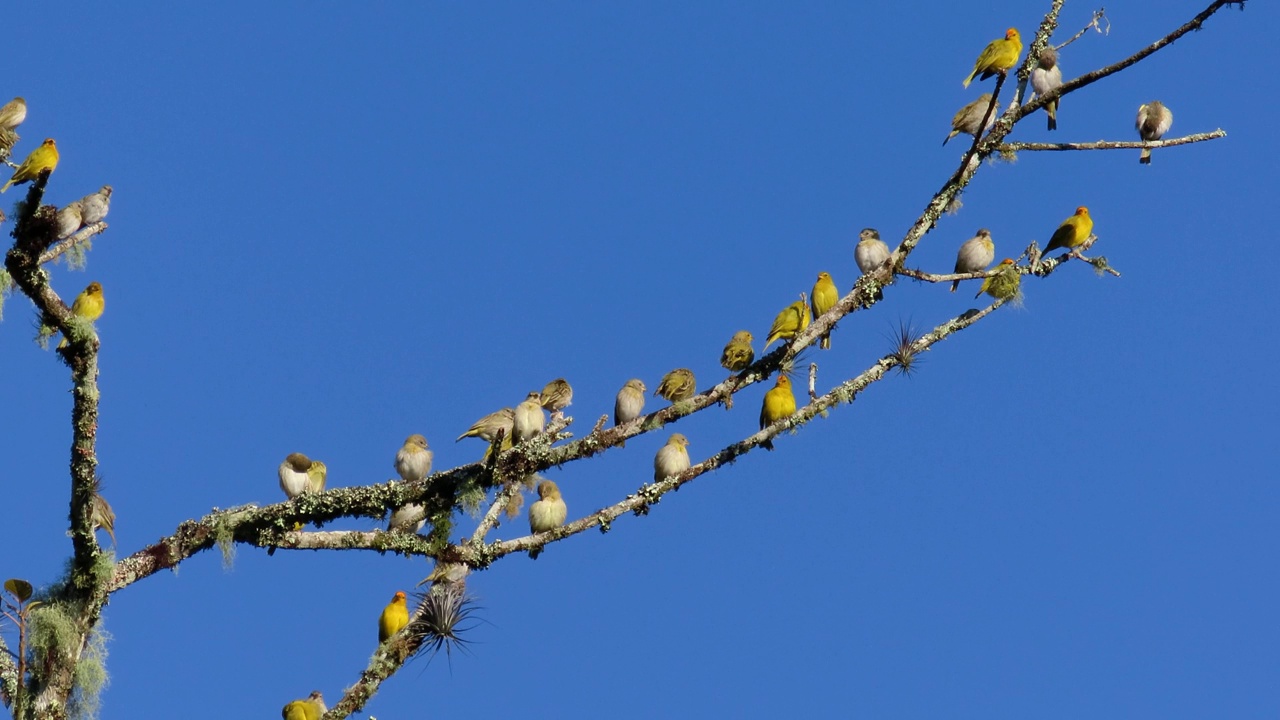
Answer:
[{"left": 3, "top": 1, "right": 1277, "bottom": 718}]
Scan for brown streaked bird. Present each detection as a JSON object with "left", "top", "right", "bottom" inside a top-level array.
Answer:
[
  {"left": 456, "top": 407, "right": 515, "bottom": 443},
  {"left": 720, "top": 331, "right": 755, "bottom": 372},
  {"left": 539, "top": 378, "right": 573, "bottom": 416},
  {"left": 0, "top": 97, "right": 26, "bottom": 132},
  {"left": 943, "top": 94, "right": 997, "bottom": 146}
]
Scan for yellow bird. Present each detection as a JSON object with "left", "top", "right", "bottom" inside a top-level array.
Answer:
[
  {"left": 810, "top": 272, "right": 838, "bottom": 350},
  {"left": 655, "top": 368, "right": 696, "bottom": 402},
  {"left": 976, "top": 259, "right": 1022, "bottom": 300},
  {"left": 951, "top": 229, "right": 995, "bottom": 292},
  {"left": 2, "top": 138, "right": 59, "bottom": 192},
  {"left": 281, "top": 691, "right": 326, "bottom": 720},
  {"left": 720, "top": 331, "right": 755, "bottom": 372},
  {"left": 963, "top": 28, "right": 1023, "bottom": 88},
  {"left": 379, "top": 590, "right": 410, "bottom": 643},
  {"left": 764, "top": 297, "right": 810, "bottom": 349},
  {"left": 653, "top": 433, "right": 691, "bottom": 483},
  {"left": 759, "top": 375, "right": 797, "bottom": 451},
  {"left": 1043, "top": 206, "right": 1093, "bottom": 255},
  {"left": 56, "top": 281, "right": 105, "bottom": 349}
]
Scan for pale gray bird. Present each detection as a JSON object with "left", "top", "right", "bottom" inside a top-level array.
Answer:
[
  {"left": 0, "top": 97, "right": 26, "bottom": 132},
  {"left": 512, "top": 392, "right": 545, "bottom": 442},
  {"left": 613, "top": 378, "right": 646, "bottom": 447},
  {"left": 1136, "top": 101, "right": 1174, "bottom": 165},
  {"left": 951, "top": 229, "right": 996, "bottom": 292},
  {"left": 278, "top": 452, "right": 312, "bottom": 499},
  {"left": 1030, "top": 48, "right": 1063, "bottom": 131},
  {"left": 77, "top": 186, "right": 112, "bottom": 224},
  {"left": 394, "top": 434, "right": 433, "bottom": 482},
  {"left": 854, "top": 228, "right": 891, "bottom": 274},
  {"left": 943, "top": 94, "right": 996, "bottom": 146},
  {"left": 55, "top": 201, "right": 82, "bottom": 239},
  {"left": 654, "top": 433, "right": 691, "bottom": 483}
]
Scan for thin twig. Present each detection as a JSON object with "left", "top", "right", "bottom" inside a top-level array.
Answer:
[
  {"left": 1054, "top": 8, "right": 1109, "bottom": 51},
  {"left": 38, "top": 222, "right": 108, "bottom": 265}
]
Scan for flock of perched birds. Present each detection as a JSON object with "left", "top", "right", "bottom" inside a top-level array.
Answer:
[{"left": 2, "top": 30, "right": 1167, "bottom": 717}]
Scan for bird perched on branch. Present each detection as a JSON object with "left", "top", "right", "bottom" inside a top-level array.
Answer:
[
  {"left": 1030, "top": 47, "right": 1063, "bottom": 130},
  {"left": 379, "top": 590, "right": 410, "bottom": 643},
  {"left": 1136, "top": 101, "right": 1173, "bottom": 165},
  {"left": 654, "top": 433, "right": 691, "bottom": 482},
  {"left": 2, "top": 138, "right": 58, "bottom": 192},
  {"left": 56, "top": 281, "right": 105, "bottom": 349},
  {"left": 278, "top": 452, "right": 313, "bottom": 499},
  {"left": 456, "top": 408, "right": 514, "bottom": 443},
  {"left": 55, "top": 202, "right": 82, "bottom": 238},
  {"left": 0, "top": 97, "right": 26, "bottom": 132},
  {"left": 91, "top": 490, "right": 116, "bottom": 547},
  {"left": 655, "top": 368, "right": 696, "bottom": 402},
  {"left": 943, "top": 94, "right": 997, "bottom": 146},
  {"left": 528, "top": 480, "right": 567, "bottom": 559},
  {"left": 963, "top": 28, "right": 1023, "bottom": 88},
  {"left": 810, "top": 272, "right": 838, "bottom": 350},
  {"left": 1043, "top": 206, "right": 1093, "bottom": 256},
  {"left": 720, "top": 331, "right": 755, "bottom": 372},
  {"left": 951, "top": 229, "right": 995, "bottom": 292},
  {"left": 389, "top": 434, "right": 431, "bottom": 533},
  {"left": 759, "top": 375, "right": 797, "bottom": 451},
  {"left": 614, "top": 379, "right": 646, "bottom": 446},
  {"left": 281, "top": 691, "right": 326, "bottom": 720},
  {"left": 540, "top": 378, "right": 573, "bottom": 417},
  {"left": 77, "top": 185, "right": 113, "bottom": 224},
  {"left": 854, "top": 228, "right": 891, "bottom": 274},
  {"left": 976, "top": 259, "right": 1021, "bottom": 300},
  {"left": 513, "top": 392, "right": 545, "bottom": 442},
  {"left": 764, "top": 297, "right": 809, "bottom": 349}
]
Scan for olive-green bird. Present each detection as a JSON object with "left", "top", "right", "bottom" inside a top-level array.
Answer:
[
  {"left": 56, "top": 281, "right": 105, "bottom": 349},
  {"left": 379, "top": 590, "right": 410, "bottom": 643},
  {"left": 764, "top": 297, "right": 810, "bottom": 349},
  {"left": 91, "top": 492, "right": 116, "bottom": 546},
  {"left": 720, "top": 330, "right": 755, "bottom": 372},
  {"left": 653, "top": 433, "right": 691, "bottom": 483},
  {"left": 976, "top": 259, "right": 1021, "bottom": 300},
  {"left": 810, "top": 272, "right": 838, "bottom": 349},
  {"left": 943, "top": 94, "right": 997, "bottom": 146},
  {"left": 457, "top": 407, "right": 515, "bottom": 443},
  {"left": 759, "top": 375, "right": 797, "bottom": 451},
  {"left": 540, "top": 378, "right": 573, "bottom": 415},
  {"left": 281, "top": 692, "right": 326, "bottom": 720},
  {"left": 528, "top": 479, "right": 568, "bottom": 559},
  {"left": 1043, "top": 206, "right": 1093, "bottom": 255},
  {"left": 951, "top": 229, "right": 995, "bottom": 292},
  {"left": 1, "top": 138, "right": 58, "bottom": 192},
  {"left": 963, "top": 28, "right": 1023, "bottom": 88},
  {"left": 655, "top": 368, "right": 696, "bottom": 402}
]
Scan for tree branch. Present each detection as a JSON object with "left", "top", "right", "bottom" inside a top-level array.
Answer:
[
  {"left": 998, "top": 130, "right": 1226, "bottom": 153},
  {"left": 37, "top": 222, "right": 109, "bottom": 266}
]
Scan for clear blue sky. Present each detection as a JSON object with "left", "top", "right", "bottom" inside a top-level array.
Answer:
[{"left": 4, "top": 1, "right": 1277, "bottom": 718}]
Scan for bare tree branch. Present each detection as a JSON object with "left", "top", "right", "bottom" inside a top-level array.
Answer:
[
  {"left": 998, "top": 130, "right": 1226, "bottom": 153},
  {"left": 37, "top": 222, "right": 108, "bottom": 266}
]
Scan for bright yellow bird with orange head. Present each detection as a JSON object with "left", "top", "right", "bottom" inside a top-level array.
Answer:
[
  {"left": 759, "top": 375, "right": 797, "bottom": 451},
  {"left": 963, "top": 29, "right": 1023, "bottom": 88},
  {"left": 1043, "top": 206, "right": 1093, "bottom": 255}
]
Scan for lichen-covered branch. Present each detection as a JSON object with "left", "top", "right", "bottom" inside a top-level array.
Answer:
[
  {"left": 37, "top": 222, "right": 108, "bottom": 266},
  {"left": 999, "top": 130, "right": 1227, "bottom": 153}
]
